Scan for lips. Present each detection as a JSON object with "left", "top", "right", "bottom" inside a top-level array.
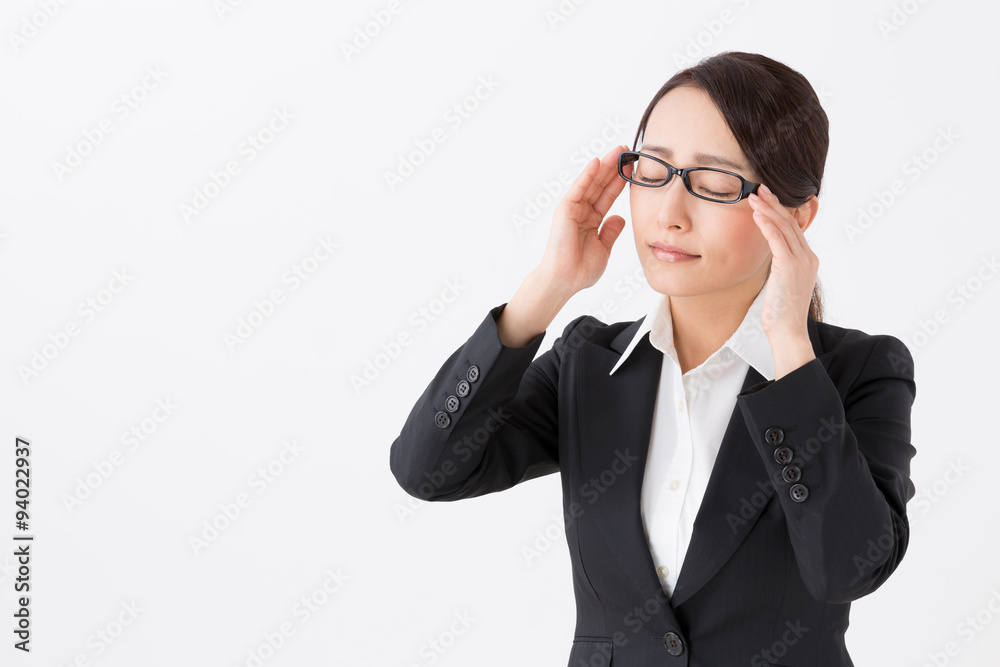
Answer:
[{"left": 650, "top": 242, "right": 699, "bottom": 257}]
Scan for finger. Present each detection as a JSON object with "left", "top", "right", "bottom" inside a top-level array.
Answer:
[
  {"left": 752, "top": 205, "right": 792, "bottom": 257},
  {"left": 751, "top": 186, "right": 804, "bottom": 251},
  {"left": 592, "top": 157, "right": 629, "bottom": 216},
  {"left": 582, "top": 145, "right": 628, "bottom": 206},
  {"left": 598, "top": 215, "right": 627, "bottom": 254},
  {"left": 564, "top": 156, "right": 601, "bottom": 205},
  {"left": 749, "top": 192, "right": 798, "bottom": 255}
]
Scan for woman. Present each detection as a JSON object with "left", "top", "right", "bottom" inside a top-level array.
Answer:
[{"left": 389, "top": 51, "right": 916, "bottom": 667}]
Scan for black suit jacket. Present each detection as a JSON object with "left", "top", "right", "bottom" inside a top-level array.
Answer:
[{"left": 389, "top": 302, "right": 917, "bottom": 667}]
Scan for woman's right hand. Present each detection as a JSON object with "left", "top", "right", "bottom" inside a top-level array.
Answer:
[{"left": 536, "top": 144, "right": 631, "bottom": 297}]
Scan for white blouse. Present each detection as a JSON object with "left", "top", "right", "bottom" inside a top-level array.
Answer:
[{"left": 609, "top": 281, "right": 775, "bottom": 597}]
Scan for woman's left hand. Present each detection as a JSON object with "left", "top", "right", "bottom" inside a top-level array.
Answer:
[{"left": 748, "top": 183, "right": 819, "bottom": 344}]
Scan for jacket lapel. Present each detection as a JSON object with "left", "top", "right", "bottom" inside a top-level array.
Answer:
[
  {"left": 576, "top": 315, "right": 825, "bottom": 615},
  {"left": 671, "top": 316, "right": 825, "bottom": 606},
  {"left": 577, "top": 322, "right": 677, "bottom": 630}
]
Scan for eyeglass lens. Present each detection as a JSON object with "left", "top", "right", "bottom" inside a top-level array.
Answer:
[{"left": 627, "top": 154, "right": 743, "bottom": 202}]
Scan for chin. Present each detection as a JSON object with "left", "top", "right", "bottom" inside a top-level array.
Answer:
[{"left": 645, "top": 272, "right": 699, "bottom": 297}]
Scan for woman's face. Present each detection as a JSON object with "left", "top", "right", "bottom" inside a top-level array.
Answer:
[{"left": 629, "top": 85, "right": 775, "bottom": 299}]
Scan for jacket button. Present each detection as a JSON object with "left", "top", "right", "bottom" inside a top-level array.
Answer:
[
  {"left": 467, "top": 365, "right": 480, "bottom": 382},
  {"left": 434, "top": 411, "right": 451, "bottom": 428},
  {"left": 456, "top": 380, "right": 470, "bottom": 397},
  {"left": 781, "top": 465, "right": 801, "bottom": 483},
  {"left": 765, "top": 427, "right": 784, "bottom": 445},
  {"left": 789, "top": 483, "right": 809, "bottom": 502},
  {"left": 445, "top": 395, "right": 460, "bottom": 412},
  {"left": 773, "top": 446, "right": 793, "bottom": 465},
  {"left": 663, "top": 632, "right": 684, "bottom": 655}
]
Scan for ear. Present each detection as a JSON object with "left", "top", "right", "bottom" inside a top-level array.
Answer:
[{"left": 788, "top": 195, "right": 819, "bottom": 233}]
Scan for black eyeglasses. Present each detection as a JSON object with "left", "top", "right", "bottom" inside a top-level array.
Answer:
[{"left": 617, "top": 150, "right": 760, "bottom": 204}]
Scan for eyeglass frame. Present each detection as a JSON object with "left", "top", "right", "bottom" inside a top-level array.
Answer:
[{"left": 617, "top": 150, "right": 761, "bottom": 204}]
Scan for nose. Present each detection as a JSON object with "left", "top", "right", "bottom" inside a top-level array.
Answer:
[{"left": 654, "top": 174, "right": 693, "bottom": 230}]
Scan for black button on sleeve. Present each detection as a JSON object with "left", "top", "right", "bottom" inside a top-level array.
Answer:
[
  {"left": 781, "top": 465, "right": 801, "bottom": 483},
  {"left": 765, "top": 426, "right": 784, "bottom": 445},
  {"left": 445, "top": 395, "right": 460, "bottom": 412},
  {"left": 790, "top": 483, "right": 809, "bottom": 502},
  {"left": 434, "top": 411, "right": 451, "bottom": 428},
  {"left": 467, "top": 365, "right": 480, "bottom": 382},
  {"left": 456, "top": 380, "right": 470, "bottom": 397},
  {"left": 773, "top": 446, "right": 793, "bottom": 465}
]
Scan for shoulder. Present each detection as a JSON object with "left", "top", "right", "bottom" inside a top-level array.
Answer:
[
  {"left": 810, "top": 318, "right": 915, "bottom": 393},
  {"left": 547, "top": 310, "right": 647, "bottom": 358}
]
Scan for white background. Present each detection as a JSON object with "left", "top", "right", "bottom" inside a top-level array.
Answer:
[{"left": 2, "top": 0, "right": 999, "bottom": 665}]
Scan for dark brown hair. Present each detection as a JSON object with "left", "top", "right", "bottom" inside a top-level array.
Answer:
[{"left": 631, "top": 51, "right": 829, "bottom": 322}]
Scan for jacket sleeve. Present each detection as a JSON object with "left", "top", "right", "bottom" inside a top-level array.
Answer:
[
  {"left": 735, "top": 334, "right": 917, "bottom": 604},
  {"left": 389, "top": 302, "right": 588, "bottom": 501}
]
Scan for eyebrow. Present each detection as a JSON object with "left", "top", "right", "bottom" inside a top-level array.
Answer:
[{"left": 639, "top": 144, "right": 750, "bottom": 174}]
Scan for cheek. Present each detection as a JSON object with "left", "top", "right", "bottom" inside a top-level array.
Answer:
[
  {"left": 706, "top": 210, "right": 769, "bottom": 256},
  {"left": 628, "top": 189, "right": 648, "bottom": 241}
]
